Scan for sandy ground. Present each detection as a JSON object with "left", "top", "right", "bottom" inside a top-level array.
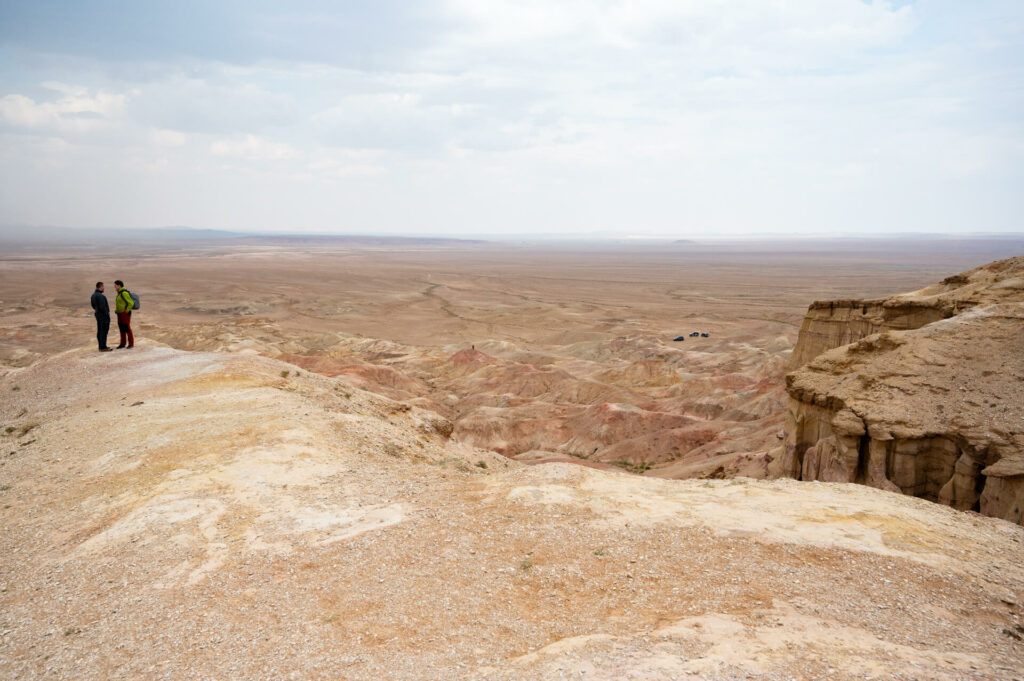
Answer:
[{"left": 1, "top": 344, "right": 1023, "bottom": 680}]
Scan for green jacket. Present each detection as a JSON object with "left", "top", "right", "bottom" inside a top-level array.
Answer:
[{"left": 115, "top": 288, "right": 134, "bottom": 313}]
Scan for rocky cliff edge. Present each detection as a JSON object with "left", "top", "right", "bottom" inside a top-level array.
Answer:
[{"left": 779, "top": 256, "right": 1024, "bottom": 524}]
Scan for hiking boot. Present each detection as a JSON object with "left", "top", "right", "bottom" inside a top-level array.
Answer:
[
  {"left": 99, "top": 348, "right": 113, "bottom": 352},
  {"left": 126, "top": 345, "right": 134, "bottom": 349},
  {"left": 115, "top": 345, "right": 126, "bottom": 349}
]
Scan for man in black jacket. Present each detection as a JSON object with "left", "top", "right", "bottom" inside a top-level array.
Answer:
[{"left": 91, "top": 282, "right": 113, "bottom": 352}]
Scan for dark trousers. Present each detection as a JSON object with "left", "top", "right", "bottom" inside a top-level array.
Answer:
[
  {"left": 95, "top": 315, "right": 110, "bottom": 349},
  {"left": 117, "top": 311, "right": 134, "bottom": 347}
]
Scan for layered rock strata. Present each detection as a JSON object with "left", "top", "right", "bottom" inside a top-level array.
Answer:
[
  {"left": 780, "top": 256, "right": 1024, "bottom": 524},
  {"left": 787, "top": 257, "right": 1024, "bottom": 368}
]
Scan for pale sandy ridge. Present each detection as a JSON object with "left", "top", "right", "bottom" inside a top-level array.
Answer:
[{"left": 1, "top": 345, "right": 1022, "bottom": 680}]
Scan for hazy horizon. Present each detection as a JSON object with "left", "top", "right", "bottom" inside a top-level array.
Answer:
[{"left": 3, "top": 222, "right": 1024, "bottom": 248}]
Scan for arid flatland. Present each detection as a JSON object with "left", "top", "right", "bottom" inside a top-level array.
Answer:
[{"left": 3, "top": 236, "right": 1019, "bottom": 478}]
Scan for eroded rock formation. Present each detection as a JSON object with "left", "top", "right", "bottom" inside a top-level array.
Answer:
[{"left": 779, "top": 256, "right": 1024, "bottom": 524}]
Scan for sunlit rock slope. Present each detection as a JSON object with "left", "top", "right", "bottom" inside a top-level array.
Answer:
[{"left": 1, "top": 345, "right": 1023, "bottom": 679}]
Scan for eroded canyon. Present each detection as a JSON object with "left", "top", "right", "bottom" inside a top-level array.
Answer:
[{"left": 3, "top": 236, "right": 1016, "bottom": 483}]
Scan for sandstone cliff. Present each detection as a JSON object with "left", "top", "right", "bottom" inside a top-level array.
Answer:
[
  {"left": 788, "top": 256, "right": 1024, "bottom": 369},
  {"left": 780, "top": 256, "right": 1024, "bottom": 524}
]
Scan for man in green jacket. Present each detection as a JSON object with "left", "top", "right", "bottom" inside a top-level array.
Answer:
[{"left": 114, "top": 279, "right": 135, "bottom": 349}]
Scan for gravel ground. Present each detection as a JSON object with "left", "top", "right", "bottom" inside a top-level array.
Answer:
[{"left": 1, "top": 345, "right": 1022, "bottom": 680}]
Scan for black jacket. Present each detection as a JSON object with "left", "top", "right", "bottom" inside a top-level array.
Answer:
[{"left": 91, "top": 289, "right": 109, "bottom": 318}]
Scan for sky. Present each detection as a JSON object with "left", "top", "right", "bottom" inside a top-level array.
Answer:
[{"left": 0, "top": 1, "right": 1022, "bottom": 238}]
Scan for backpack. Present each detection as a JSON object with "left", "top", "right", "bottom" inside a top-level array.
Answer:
[{"left": 121, "top": 289, "right": 140, "bottom": 311}]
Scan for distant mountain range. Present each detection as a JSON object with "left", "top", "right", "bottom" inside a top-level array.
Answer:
[{"left": 1, "top": 225, "right": 1021, "bottom": 246}]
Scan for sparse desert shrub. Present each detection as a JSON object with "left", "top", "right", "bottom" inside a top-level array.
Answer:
[
  {"left": 424, "top": 415, "right": 454, "bottom": 438},
  {"left": 519, "top": 558, "right": 533, "bottom": 571},
  {"left": 613, "top": 460, "right": 651, "bottom": 474},
  {"left": 11, "top": 386, "right": 19, "bottom": 392},
  {"left": 476, "top": 460, "right": 488, "bottom": 469},
  {"left": 593, "top": 548, "right": 607, "bottom": 556},
  {"left": 3, "top": 427, "right": 14, "bottom": 435},
  {"left": 437, "top": 456, "right": 473, "bottom": 472}
]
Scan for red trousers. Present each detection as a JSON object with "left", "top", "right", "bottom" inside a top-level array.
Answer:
[{"left": 117, "top": 311, "right": 134, "bottom": 347}]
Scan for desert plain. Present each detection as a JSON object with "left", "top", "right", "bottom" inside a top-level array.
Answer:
[
  {"left": 1, "top": 235, "right": 1023, "bottom": 680},
  {"left": 4, "top": 235, "right": 1021, "bottom": 478}
]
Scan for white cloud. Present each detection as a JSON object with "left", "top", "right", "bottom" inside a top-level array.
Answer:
[
  {"left": 0, "top": 86, "right": 125, "bottom": 132},
  {"left": 40, "top": 82, "right": 90, "bottom": 97},
  {"left": 308, "top": 155, "right": 387, "bottom": 178},
  {"left": 210, "top": 135, "right": 295, "bottom": 160},
  {"left": 438, "top": 0, "right": 917, "bottom": 70},
  {"left": 128, "top": 71, "right": 297, "bottom": 135},
  {"left": 152, "top": 129, "right": 187, "bottom": 147}
]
